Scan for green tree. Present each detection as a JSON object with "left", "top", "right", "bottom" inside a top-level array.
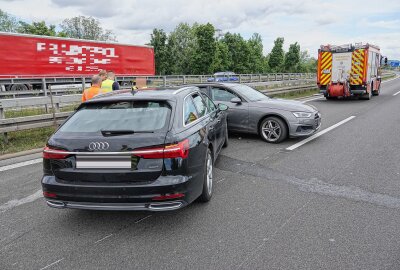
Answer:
[
  {"left": 268, "top": 37, "right": 285, "bottom": 72},
  {"left": 262, "top": 55, "right": 271, "bottom": 73},
  {"left": 298, "top": 51, "right": 317, "bottom": 73},
  {"left": 191, "top": 23, "right": 216, "bottom": 74},
  {"left": 247, "top": 33, "right": 264, "bottom": 73},
  {"left": 222, "top": 33, "right": 250, "bottom": 73},
  {"left": 60, "top": 16, "right": 116, "bottom": 41},
  {"left": 284, "top": 42, "right": 301, "bottom": 72},
  {"left": 166, "top": 23, "right": 197, "bottom": 74},
  {"left": 17, "top": 21, "right": 57, "bottom": 36},
  {"left": 0, "top": 9, "right": 18, "bottom": 32},
  {"left": 213, "top": 41, "right": 232, "bottom": 72},
  {"left": 150, "top": 28, "right": 169, "bottom": 75}
]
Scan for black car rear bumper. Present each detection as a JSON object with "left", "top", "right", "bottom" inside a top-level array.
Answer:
[
  {"left": 46, "top": 199, "right": 186, "bottom": 211},
  {"left": 42, "top": 174, "right": 199, "bottom": 211}
]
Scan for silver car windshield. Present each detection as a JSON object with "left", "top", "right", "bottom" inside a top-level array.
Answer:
[{"left": 231, "top": 84, "right": 269, "bottom": 101}]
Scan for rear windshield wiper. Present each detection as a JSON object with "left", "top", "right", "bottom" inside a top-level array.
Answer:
[{"left": 101, "top": 130, "right": 154, "bottom": 136}]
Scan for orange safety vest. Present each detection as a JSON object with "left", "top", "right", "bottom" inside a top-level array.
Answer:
[{"left": 82, "top": 86, "right": 103, "bottom": 102}]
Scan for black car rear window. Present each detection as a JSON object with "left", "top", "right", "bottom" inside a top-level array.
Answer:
[{"left": 58, "top": 101, "right": 171, "bottom": 133}]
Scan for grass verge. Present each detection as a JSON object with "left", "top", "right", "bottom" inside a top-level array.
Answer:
[
  {"left": 0, "top": 126, "right": 56, "bottom": 155},
  {"left": 269, "top": 88, "right": 320, "bottom": 99},
  {"left": 5, "top": 104, "right": 79, "bottom": 118},
  {"left": 382, "top": 74, "right": 396, "bottom": 81}
]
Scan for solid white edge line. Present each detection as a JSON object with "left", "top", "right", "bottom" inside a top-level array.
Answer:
[
  {"left": 0, "top": 158, "right": 42, "bottom": 172},
  {"left": 286, "top": 116, "right": 356, "bottom": 151},
  {"left": 393, "top": 90, "right": 400, "bottom": 96}
]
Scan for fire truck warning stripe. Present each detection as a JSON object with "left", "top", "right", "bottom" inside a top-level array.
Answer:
[
  {"left": 321, "top": 58, "right": 332, "bottom": 69},
  {"left": 321, "top": 76, "right": 330, "bottom": 85},
  {"left": 321, "top": 62, "right": 332, "bottom": 72},
  {"left": 352, "top": 66, "right": 363, "bottom": 75},
  {"left": 321, "top": 56, "right": 332, "bottom": 66},
  {"left": 354, "top": 55, "right": 364, "bottom": 63},
  {"left": 320, "top": 74, "right": 331, "bottom": 83}
]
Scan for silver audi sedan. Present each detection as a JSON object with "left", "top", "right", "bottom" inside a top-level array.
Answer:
[{"left": 191, "top": 83, "right": 321, "bottom": 143}]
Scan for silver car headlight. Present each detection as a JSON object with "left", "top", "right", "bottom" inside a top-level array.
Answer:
[{"left": 292, "top": 112, "right": 312, "bottom": 118}]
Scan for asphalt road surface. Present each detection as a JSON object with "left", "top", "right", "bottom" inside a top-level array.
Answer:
[{"left": 1, "top": 77, "right": 400, "bottom": 270}]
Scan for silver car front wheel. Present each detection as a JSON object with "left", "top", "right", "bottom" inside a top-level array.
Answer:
[{"left": 259, "top": 117, "right": 288, "bottom": 143}]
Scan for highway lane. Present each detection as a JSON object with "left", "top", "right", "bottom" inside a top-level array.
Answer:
[{"left": 0, "top": 77, "right": 399, "bottom": 269}]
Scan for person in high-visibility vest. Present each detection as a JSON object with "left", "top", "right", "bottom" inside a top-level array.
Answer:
[
  {"left": 82, "top": 75, "right": 104, "bottom": 102},
  {"left": 101, "top": 71, "right": 120, "bottom": 92}
]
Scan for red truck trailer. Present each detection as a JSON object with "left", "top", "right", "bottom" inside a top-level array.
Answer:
[
  {"left": 317, "top": 43, "right": 382, "bottom": 100},
  {"left": 0, "top": 32, "right": 155, "bottom": 91}
]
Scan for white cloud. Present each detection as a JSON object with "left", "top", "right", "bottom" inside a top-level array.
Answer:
[{"left": 1, "top": 0, "right": 400, "bottom": 59}]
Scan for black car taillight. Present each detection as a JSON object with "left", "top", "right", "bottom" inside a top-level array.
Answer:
[
  {"left": 132, "top": 139, "right": 189, "bottom": 159},
  {"left": 43, "top": 146, "right": 70, "bottom": 160}
]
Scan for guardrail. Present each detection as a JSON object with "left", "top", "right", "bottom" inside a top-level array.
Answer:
[
  {"left": 0, "top": 94, "right": 81, "bottom": 143},
  {"left": 0, "top": 83, "right": 319, "bottom": 143},
  {"left": 0, "top": 73, "right": 316, "bottom": 98}
]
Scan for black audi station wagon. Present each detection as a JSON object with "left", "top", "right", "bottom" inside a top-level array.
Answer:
[{"left": 41, "top": 87, "right": 228, "bottom": 211}]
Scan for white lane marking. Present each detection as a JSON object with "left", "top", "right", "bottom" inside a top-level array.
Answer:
[
  {"left": 393, "top": 90, "right": 400, "bottom": 96},
  {"left": 39, "top": 258, "right": 64, "bottom": 270},
  {"left": 134, "top": 215, "right": 152, "bottom": 224},
  {"left": 301, "top": 96, "right": 324, "bottom": 103},
  {"left": 0, "top": 158, "right": 42, "bottom": 173},
  {"left": 94, "top": 234, "right": 113, "bottom": 244},
  {"left": 286, "top": 116, "right": 356, "bottom": 151},
  {"left": 0, "top": 189, "right": 43, "bottom": 213}
]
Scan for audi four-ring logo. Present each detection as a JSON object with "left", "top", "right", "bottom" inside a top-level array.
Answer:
[{"left": 88, "top": 142, "right": 110, "bottom": 151}]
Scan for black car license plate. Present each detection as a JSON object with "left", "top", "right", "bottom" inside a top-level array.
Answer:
[{"left": 76, "top": 155, "right": 131, "bottom": 169}]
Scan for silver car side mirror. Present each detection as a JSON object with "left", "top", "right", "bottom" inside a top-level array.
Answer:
[{"left": 230, "top": 97, "right": 242, "bottom": 104}]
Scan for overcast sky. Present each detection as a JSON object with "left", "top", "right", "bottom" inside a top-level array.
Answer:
[{"left": 1, "top": 0, "right": 400, "bottom": 59}]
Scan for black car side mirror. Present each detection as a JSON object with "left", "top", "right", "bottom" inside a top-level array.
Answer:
[
  {"left": 217, "top": 103, "right": 229, "bottom": 111},
  {"left": 230, "top": 97, "right": 242, "bottom": 104}
]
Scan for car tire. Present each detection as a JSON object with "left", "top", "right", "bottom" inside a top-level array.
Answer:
[
  {"left": 222, "top": 124, "right": 229, "bottom": 148},
  {"left": 362, "top": 86, "right": 372, "bottom": 100},
  {"left": 259, "top": 117, "right": 288, "bottom": 143},
  {"left": 198, "top": 148, "right": 213, "bottom": 202}
]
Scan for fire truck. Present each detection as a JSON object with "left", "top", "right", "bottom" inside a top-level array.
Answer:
[{"left": 317, "top": 43, "right": 382, "bottom": 100}]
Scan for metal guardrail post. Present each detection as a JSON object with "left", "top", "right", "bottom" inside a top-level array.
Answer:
[
  {"left": 82, "top": 77, "right": 86, "bottom": 92},
  {"left": 183, "top": 76, "right": 186, "bottom": 84},
  {"left": 48, "top": 85, "right": 57, "bottom": 127},
  {"left": 239, "top": 74, "right": 242, "bottom": 83},
  {"left": 250, "top": 74, "right": 253, "bottom": 82},
  {"left": 259, "top": 74, "right": 261, "bottom": 82},
  {"left": 42, "top": 78, "right": 47, "bottom": 97},
  {"left": 163, "top": 76, "right": 167, "bottom": 87},
  {"left": 0, "top": 106, "right": 7, "bottom": 144}
]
